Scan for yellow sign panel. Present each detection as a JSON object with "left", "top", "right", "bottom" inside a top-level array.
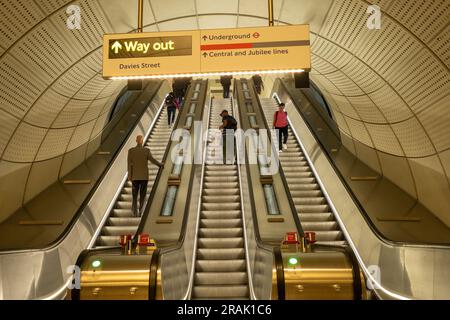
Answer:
[{"left": 102, "top": 25, "right": 311, "bottom": 79}]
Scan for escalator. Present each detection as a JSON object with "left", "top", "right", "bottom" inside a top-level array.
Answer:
[
  {"left": 95, "top": 106, "right": 173, "bottom": 247},
  {"left": 191, "top": 98, "right": 250, "bottom": 300},
  {"left": 72, "top": 82, "right": 366, "bottom": 300},
  {"left": 259, "top": 98, "right": 345, "bottom": 246}
]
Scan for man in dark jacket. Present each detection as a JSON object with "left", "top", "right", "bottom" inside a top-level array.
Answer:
[
  {"left": 166, "top": 92, "right": 177, "bottom": 127},
  {"left": 252, "top": 74, "right": 264, "bottom": 95},
  {"left": 128, "top": 135, "right": 164, "bottom": 216},
  {"left": 220, "top": 76, "right": 233, "bottom": 98},
  {"left": 219, "top": 110, "right": 237, "bottom": 164}
]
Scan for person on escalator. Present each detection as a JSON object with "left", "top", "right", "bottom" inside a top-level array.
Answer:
[
  {"left": 219, "top": 110, "right": 238, "bottom": 164},
  {"left": 165, "top": 92, "right": 178, "bottom": 127},
  {"left": 128, "top": 135, "right": 164, "bottom": 217},
  {"left": 273, "top": 103, "right": 288, "bottom": 153},
  {"left": 220, "top": 75, "right": 233, "bottom": 98},
  {"left": 252, "top": 74, "right": 264, "bottom": 95}
]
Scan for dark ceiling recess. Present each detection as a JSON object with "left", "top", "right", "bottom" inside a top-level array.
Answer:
[{"left": 294, "top": 72, "right": 310, "bottom": 88}]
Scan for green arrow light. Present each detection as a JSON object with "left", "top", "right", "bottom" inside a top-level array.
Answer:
[
  {"left": 288, "top": 257, "right": 298, "bottom": 265},
  {"left": 92, "top": 260, "right": 101, "bottom": 268}
]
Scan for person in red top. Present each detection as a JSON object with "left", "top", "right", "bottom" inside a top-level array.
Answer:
[{"left": 273, "top": 103, "right": 288, "bottom": 152}]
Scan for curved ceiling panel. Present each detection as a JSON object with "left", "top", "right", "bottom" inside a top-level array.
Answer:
[{"left": 0, "top": 0, "right": 449, "bottom": 223}]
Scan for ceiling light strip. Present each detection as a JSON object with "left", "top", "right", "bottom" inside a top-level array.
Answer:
[{"left": 109, "top": 69, "right": 305, "bottom": 80}]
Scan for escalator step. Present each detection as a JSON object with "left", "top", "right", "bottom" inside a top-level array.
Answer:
[
  {"left": 102, "top": 225, "right": 138, "bottom": 236},
  {"left": 301, "top": 221, "right": 339, "bottom": 231},
  {"left": 200, "top": 219, "right": 243, "bottom": 228},
  {"left": 192, "top": 285, "right": 249, "bottom": 299},
  {"left": 202, "top": 195, "right": 240, "bottom": 203},
  {"left": 107, "top": 217, "right": 141, "bottom": 226},
  {"left": 199, "top": 228, "right": 243, "bottom": 238},
  {"left": 299, "top": 212, "right": 335, "bottom": 222},
  {"left": 198, "top": 237, "right": 244, "bottom": 248},
  {"left": 194, "top": 272, "right": 248, "bottom": 285},
  {"left": 201, "top": 210, "right": 241, "bottom": 219}
]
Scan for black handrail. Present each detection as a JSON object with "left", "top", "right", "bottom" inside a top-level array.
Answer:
[
  {"left": 133, "top": 82, "right": 198, "bottom": 243},
  {"left": 248, "top": 78, "right": 305, "bottom": 237},
  {"left": 71, "top": 82, "right": 202, "bottom": 300},
  {"left": 133, "top": 80, "right": 208, "bottom": 246},
  {"left": 233, "top": 79, "right": 285, "bottom": 299},
  {"left": 268, "top": 80, "right": 365, "bottom": 299},
  {"left": 160, "top": 80, "right": 209, "bottom": 253},
  {"left": 278, "top": 79, "right": 449, "bottom": 248},
  {"left": 6, "top": 81, "right": 163, "bottom": 254},
  {"left": 148, "top": 248, "right": 161, "bottom": 300},
  {"left": 273, "top": 247, "right": 285, "bottom": 300},
  {"left": 107, "top": 86, "right": 129, "bottom": 123}
]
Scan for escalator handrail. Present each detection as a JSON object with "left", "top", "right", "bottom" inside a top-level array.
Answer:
[
  {"left": 0, "top": 81, "right": 163, "bottom": 256},
  {"left": 250, "top": 80, "right": 305, "bottom": 237},
  {"left": 89, "top": 91, "right": 168, "bottom": 249},
  {"left": 233, "top": 80, "right": 283, "bottom": 300},
  {"left": 183, "top": 88, "right": 211, "bottom": 300},
  {"left": 253, "top": 84, "right": 363, "bottom": 300},
  {"left": 133, "top": 84, "right": 196, "bottom": 242},
  {"left": 279, "top": 79, "right": 450, "bottom": 250},
  {"left": 232, "top": 95, "right": 258, "bottom": 300},
  {"left": 282, "top": 96, "right": 410, "bottom": 300},
  {"left": 148, "top": 248, "right": 161, "bottom": 300},
  {"left": 158, "top": 80, "right": 209, "bottom": 254},
  {"left": 273, "top": 247, "right": 285, "bottom": 300}
]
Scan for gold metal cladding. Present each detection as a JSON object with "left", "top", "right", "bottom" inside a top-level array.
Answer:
[
  {"left": 280, "top": 250, "right": 356, "bottom": 300},
  {"left": 260, "top": 176, "right": 273, "bottom": 184},
  {"left": 268, "top": 217, "right": 285, "bottom": 223},
  {"left": 350, "top": 176, "right": 379, "bottom": 181},
  {"left": 156, "top": 219, "right": 173, "bottom": 224},
  {"left": 167, "top": 178, "right": 181, "bottom": 186},
  {"left": 19, "top": 220, "right": 63, "bottom": 226},
  {"left": 63, "top": 179, "right": 92, "bottom": 184},
  {"left": 268, "top": 0, "right": 274, "bottom": 26},
  {"left": 79, "top": 254, "right": 154, "bottom": 300},
  {"left": 377, "top": 216, "right": 421, "bottom": 222},
  {"left": 137, "top": 0, "right": 143, "bottom": 33}
]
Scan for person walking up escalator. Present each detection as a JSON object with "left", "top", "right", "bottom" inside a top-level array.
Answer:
[
  {"left": 252, "top": 74, "right": 264, "bottom": 95},
  {"left": 273, "top": 103, "right": 288, "bottom": 153},
  {"left": 128, "top": 135, "right": 164, "bottom": 217},
  {"left": 166, "top": 92, "right": 178, "bottom": 127},
  {"left": 219, "top": 109, "right": 238, "bottom": 164},
  {"left": 220, "top": 75, "right": 233, "bottom": 98}
]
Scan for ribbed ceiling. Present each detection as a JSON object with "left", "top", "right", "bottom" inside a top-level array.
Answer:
[{"left": 0, "top": 0, "right": 449, "bottom": 226}]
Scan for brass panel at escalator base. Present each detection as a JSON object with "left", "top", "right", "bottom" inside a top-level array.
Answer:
[
  {"left": 272, "top": 248, "right": 364, "bottom": 300},
  {"left": 78, "top": 252, "right": 161, "bottom": 300}
]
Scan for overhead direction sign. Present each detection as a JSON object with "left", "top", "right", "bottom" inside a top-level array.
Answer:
[{"left": 103, "top": 25, "right": 311, "bottom": 79}]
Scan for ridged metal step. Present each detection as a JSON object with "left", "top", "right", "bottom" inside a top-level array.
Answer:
[{"left": 192, "top": 98, "right": 249, "bottom": 300}]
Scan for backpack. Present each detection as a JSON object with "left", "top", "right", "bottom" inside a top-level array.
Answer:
[
  {"left": 225, "top": 115, "right": 237, "bottom": 130},
  {"left": 165, "top": 94, "right": 175, "bottom": 108}
]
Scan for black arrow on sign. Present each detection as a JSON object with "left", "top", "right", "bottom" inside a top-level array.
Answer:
[
  {"left": 203, "top": 52, "right": 208, "bottom": 58},
  {"left": 202, "top": 35, "right": 207, "bottom": 41}
]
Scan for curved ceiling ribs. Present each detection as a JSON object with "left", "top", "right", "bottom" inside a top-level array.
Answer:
[{"left": 0, "top": 0, "right": 449, "bottom": 225}]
